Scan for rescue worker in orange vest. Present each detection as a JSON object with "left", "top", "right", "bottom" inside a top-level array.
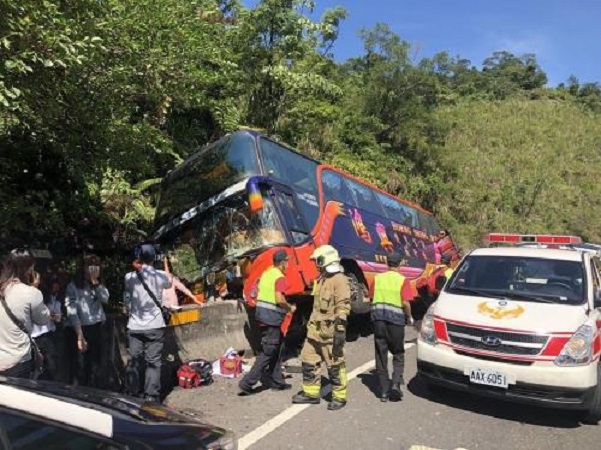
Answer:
[
  {"left": 370, "top": 252, "right": 414, "bottom": 402},
  {"left": 239, "top": 250, "right": 295, "bottom": 395},
  {"left": 292, "top": 245, "right": 351, "bottom": 411}
]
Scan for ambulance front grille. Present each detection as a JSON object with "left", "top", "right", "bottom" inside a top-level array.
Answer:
[{"left": 446, "top": 323, "right": 548, "bottom": 356}]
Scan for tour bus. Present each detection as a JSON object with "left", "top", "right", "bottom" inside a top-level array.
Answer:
[{"left": 151, "top": 130, "right": 458, "bottom": 316}]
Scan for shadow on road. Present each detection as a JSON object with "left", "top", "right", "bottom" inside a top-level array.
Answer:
[
  {"left": 407, "top": 376, "right": 585, "bottom": 429},
  {"left": 358, "top": 369, "right": 381, "bottom": 399}
]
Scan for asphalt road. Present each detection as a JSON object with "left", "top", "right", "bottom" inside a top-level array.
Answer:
[{"left": 167, "top": 327, "right": 601, "bottom": 450}]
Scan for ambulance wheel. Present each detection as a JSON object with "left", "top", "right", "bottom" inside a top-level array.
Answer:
[
  {"left": 424, "top": 380, "right": 446, "bottom": 396},
  {"left": 583, "top": 364, "right": 601, "bottom": 425}
]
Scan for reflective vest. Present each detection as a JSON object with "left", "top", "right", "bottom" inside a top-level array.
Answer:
[
  {"left": 371, "top": 271, "right": 406, "bottom": 326},
  {"left": 255, "top": 267, "right": 286, "bottom": 326},
  {"left": 444, "top": 268, "right": 454, "bottom": 279}
]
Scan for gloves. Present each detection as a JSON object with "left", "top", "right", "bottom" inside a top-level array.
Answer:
[{"left": 332, "top": 318, "right": 347, "bottom": 358}]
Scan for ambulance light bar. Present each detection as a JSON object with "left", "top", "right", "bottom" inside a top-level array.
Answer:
[{"left": 485, "top": 234, "right": 583, "bottom": 245}]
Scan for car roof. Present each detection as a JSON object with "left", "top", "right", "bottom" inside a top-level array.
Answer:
[
  {"left": 0, "top": 377, "right": 219, "bottom": 439},
  {"left": 470, "top": 246, "right": 584, "bottom": 262}
]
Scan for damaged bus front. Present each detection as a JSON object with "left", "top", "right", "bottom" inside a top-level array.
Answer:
[{"left": 153, "top": 132, "right": 317, "bottom": 301}]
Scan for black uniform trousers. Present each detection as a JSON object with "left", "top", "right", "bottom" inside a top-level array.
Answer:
[
  {"left": 125, "top": 328, "right": 165, "bottom": 398},
  {"left": 239, "top": 325, "right": 285, "bottom": 390},
  {"left": 373, "top": 320, "right": 405, "bottom": 392}
]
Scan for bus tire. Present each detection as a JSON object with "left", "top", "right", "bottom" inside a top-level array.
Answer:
[{"left": 349, "top": 272, "right": 370, "bottom": 314}]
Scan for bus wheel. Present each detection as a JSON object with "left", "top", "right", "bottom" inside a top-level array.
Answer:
[{"left": 349, "top": 272, "right": 371, "bottom": 315}]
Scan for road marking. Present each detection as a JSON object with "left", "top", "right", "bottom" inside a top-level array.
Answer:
[
  {"left": 238, "top": 342, "right": 416, "bottom": 450},
  {"left": 409, "top": 447, "right": 469, "bottom": 450}
]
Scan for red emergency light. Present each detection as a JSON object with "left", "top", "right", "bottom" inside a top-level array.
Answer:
[{"left": 485, "top": 233, "right": 582, "bottom": 245}]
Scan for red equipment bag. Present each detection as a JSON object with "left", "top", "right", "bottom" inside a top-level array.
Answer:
[
  {"left": 177, "top": 365, "right": 201, "bottom": 389},
  {"left": 177, "top": 359, "right": 213, "bottom": 389},
  {"left": 219, "top": 355, "right": 243, "bottom": 377}
]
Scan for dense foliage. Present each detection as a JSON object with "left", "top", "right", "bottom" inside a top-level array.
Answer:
[{"left": 1, "top": 0, "right": 600, "bottom": 259}]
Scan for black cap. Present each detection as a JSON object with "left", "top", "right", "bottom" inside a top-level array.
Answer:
[
  {"left": 387, "top": 252, "right": 402, "bottom": 267},
  {"left": 273, "top": 250, "right": 289, "bottom": 265},
  {"left": 134, "top": 243, "right": 155, "bottom": 263}
]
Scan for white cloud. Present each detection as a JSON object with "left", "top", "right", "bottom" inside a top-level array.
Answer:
[{"left": 496, "top": 34, "right": 551, "bottom": 57}]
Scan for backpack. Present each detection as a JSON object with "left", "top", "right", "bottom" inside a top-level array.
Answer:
[{"left": 177, "top": 359, "right": 213, "bottom": 389}]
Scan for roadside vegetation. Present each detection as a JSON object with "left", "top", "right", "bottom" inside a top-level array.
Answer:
[{"left": 2, "top": 0, "right": 600, "bottom": 258}]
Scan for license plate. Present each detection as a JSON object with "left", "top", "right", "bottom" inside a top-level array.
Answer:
[{"left": 469, "top": 368, "right": 509, "bottom": 389}]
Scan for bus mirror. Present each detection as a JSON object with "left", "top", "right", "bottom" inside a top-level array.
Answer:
[
  {"left": 247, "top": 178, "right": 264, "bottom": 213},
  {"left": 434, "top": 275, "right": 447, "bottom": 291}
]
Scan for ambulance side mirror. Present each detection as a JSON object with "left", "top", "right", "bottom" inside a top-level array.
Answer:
[{"left": 435, "top": 276, "right": 447, "bottom": 291}]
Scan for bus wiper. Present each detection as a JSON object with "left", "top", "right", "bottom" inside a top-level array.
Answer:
[{"left": 450, "top": 287, "right": 506, "bottom": 299}]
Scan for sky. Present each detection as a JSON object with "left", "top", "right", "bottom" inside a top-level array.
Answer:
[{"left": 244, "top": 0, "right": 601, "bottom": 86}]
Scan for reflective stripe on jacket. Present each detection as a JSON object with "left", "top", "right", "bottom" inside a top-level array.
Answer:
[
  {"left": 255, "top": 267, "right": 286, "bottom": 326},
  {"left": 371, "top": 271, "right": 406, "bottom": 326}
]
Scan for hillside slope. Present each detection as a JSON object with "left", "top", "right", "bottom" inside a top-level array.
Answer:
[{"left": 435, "top": 98, "right": 601, "bottom": 249}]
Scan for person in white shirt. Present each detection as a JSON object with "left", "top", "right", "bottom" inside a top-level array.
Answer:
[
  {"left": 123, "top": 244, "right": 172, "bottom": 403},
  {"left": 64, "top": 254, "right": 110, "bottom": 387},
  {"left": 0, "top": 249, "right": 51, "bottom": 379}
]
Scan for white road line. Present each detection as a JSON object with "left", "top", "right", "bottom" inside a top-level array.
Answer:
[
  {"left": 238, "top": 342, "right": 416, "bottom": 450},
  {"left": 409, "top": 447, "right": 469, "bottom": 450}
]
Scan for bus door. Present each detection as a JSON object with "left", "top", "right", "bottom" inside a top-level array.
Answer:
[{"left": 269, "top": 183, "right": 316, "bottom": 289}]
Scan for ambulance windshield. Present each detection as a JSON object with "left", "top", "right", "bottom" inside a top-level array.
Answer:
[{"left": 447, "top": 255, "right": 585, "bottom": 305}]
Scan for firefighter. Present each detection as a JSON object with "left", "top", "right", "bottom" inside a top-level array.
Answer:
[
  {"left": 371, "top": 252, "right": 414, "bottom": 402},
  {"left": 292, "top": 245, "right": 351, "bottom": 411},
  {"left": 238, "top": 250, "right": 295, "bottom": 395}
]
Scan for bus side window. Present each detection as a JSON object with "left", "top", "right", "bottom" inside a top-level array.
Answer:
[
  {"left": 322, "top": 170, "right": 353, "bottom": 205},
  {"left": 343, "top": 178, "right": 386, "bottom": 217},
  {"left": 275, "top": 191, "right": 309, "bottom": 244},
  {"left": 376, "top": 192, "right": 417, "bottom": 228},
  {"left": 417, "top": 210, "right": 439, "bottom": 235}
]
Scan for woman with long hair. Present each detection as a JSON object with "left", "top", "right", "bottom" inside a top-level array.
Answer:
[
  {"left": 64, "top": 254, "right": 109, "bottom": 387},
  {"left": 0, "top": 249, "right": 51, "bottom": 378}
]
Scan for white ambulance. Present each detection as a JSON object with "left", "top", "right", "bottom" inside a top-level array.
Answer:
[{"left": 417, "top": 234, "right": 601, "bottom": 423}]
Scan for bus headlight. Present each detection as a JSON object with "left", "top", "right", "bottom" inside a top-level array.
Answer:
[
  {"left": 420, "top": 304, "right": 438, "bottom": 345},
  {"left": 555, "top": 324, "right": 594, "bottom": 366}
]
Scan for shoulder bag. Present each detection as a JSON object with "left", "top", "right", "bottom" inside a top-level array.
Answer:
[
  {"left": 0, "top": 295, "right": 44, "bottom": 379},
  {"left": 136, "top": 271, "right": 172, "bottom": 326}
]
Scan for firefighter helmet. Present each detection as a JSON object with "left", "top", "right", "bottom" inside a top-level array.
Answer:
[{"left": 310, "top": 245, "right": 340, "bottom": 268}]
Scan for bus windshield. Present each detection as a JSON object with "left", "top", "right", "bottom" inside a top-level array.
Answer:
[
  {"left": 160, "top": 191, "right": 286, "bottom": 278},
  {"left": 155, "top": 133, "right": 260, "bottom": 227}
]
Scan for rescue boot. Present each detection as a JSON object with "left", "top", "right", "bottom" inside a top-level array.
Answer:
[
  {"left": 327, "top": 399, "right": 347, "bottom": 411},
  {"left": 380, "top": 391, "right": 389, "bottom": 402},
  {"left": 292, "top": 392, "right": 320, "bottom": 404},
  {"left": 389, "top": 384, "right": 403, "bottom": 402}
]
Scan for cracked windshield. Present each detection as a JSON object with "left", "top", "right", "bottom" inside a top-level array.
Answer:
[{"left": 163, "top": 192, "right": 284, "bottom": 282}]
